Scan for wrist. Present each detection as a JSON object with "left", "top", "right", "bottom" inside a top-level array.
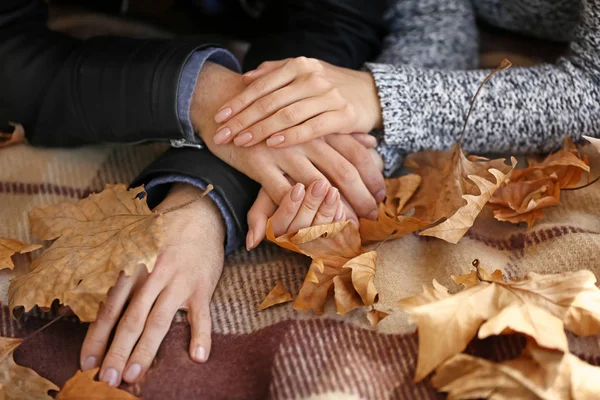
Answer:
[{"left": 358, "top": 71, "right": 383, "bottom": 130}]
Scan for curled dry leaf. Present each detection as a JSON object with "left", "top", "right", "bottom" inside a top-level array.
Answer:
[
  {"left": 366, "top": 309, "right": 389, "bottom": 328},
  {"left": 0, "top": 336, "right": 58, "bottom": 399},
  {"left": 399, "top": 264, "right": 600, "bottom": 381},
  {"left": 0, "top": 239, "right": 42, "bottom": 270},
  {"left": 9, "top": 184, "right": 164, "bottom": 322},
  {"left": 431, "top": 341, "right": 600, "bottom": 400},
  {"left": 258, "top": 282, "right": 293, "bottom": 310},
  {"left": 56, "top": 368, "right": 139, "bottom": 400},
  {"left": 0, "top": 123, "right": 27, "bottom": 149}
]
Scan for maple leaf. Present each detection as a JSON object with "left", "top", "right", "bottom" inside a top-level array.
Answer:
[
  {"left": 400, "top": 146, "right": 516, "bottom": 243},
  {"left": 399, "top": 264, "right": 600, "bottom": 381},
  {"left": 0, "top": 336, "right": 59, "bottom": 399},
  {"left": 56, "top": 368, "right": 139, "bottom": 399},
  {"left": 489, "top": 175, "right": 561, "bottom": 228},
  {"left": 258, "top": 282, "right": 292, "bottom": 310},
  {"left": 431, "top": 341, "right": 600, "bottom": 400},
  {"left": 0, "top": 239, "right": 41, "bottom": 270},
  {"left": 9, "top": 184, "right": 164, "bottom": 322}
]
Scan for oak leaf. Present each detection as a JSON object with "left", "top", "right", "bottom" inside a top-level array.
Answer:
[
  {"left": 9, "top": 184, "right": 164, "bottom": 322},
  {"left": 399, "top": 265, "right": 600, "bottom": 381},
  {"left": 0, "top": 239, "right": 41, "bottom": 270},
  {"left": 431, "top": 341, "right": 600, "bottom": 400},
  {"left": 0, "top": 336, "right": 58, "bottom": 399},
  {"left": 56, "top": 368, "right": 139, "bottom": 399},
  {"left": 258, "top": 282, "right": 292, "bottom": 310}
]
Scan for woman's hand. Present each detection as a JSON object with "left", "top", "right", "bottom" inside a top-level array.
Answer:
[
  {"left": 212, "top": 57, "right": 383, "bottom": 148},
  {"left": 80, "top": 184, "right": 225, "bottom": 387}
]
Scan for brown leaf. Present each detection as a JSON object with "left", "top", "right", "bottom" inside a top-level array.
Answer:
[
  {"left": 8, "top": 184, "right": 164, "bottom": 322},
  {"left": 431, "top": 341, "right": 600, "bottom": 400},
  {"left": 332, "top": 270, "right": 363, "bottom": 317},
  {"left": 0, "top": 336, "right": 58, "bottom": 399},
  {"left": 402, "top": 145, "right": 516, "bottom": 243},
  {"left": 0, "top": 239, "right": 41, "bottom": 270},
  {"left": 258, "top": 282, "right": 292, "bottom": 310},
  {"left": 293, "top": 262, "right": 338, "bottom": 315},
  {"left": 489, "top": 176, "right": 561, "bottom": 228},
  {"left": 399, "top": 266, "right": 600, "bottom": 381},
  {"left": 343, "top": 251, "right": 378, "bottom": 306},
  {"left": 366, "top": 309, "right": 389, "bottom": 328},
  {"left": 56, "top": 368, "right": 139, "bottom": 399},
  {"left": 0, "top": 123, "right": 27, "bottom": 149}
]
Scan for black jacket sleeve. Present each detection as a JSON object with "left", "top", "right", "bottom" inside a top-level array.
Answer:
[{"left": 0, "top": 0, "right": 211, "bottom": 146}]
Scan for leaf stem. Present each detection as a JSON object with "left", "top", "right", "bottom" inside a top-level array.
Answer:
[
  {"left": 156, "top": 184, "right": 214, "bottom": 215},
  {"left": 458, "top": 59, "right": 512, "bottom": 145},
  {"left": 21, "top": 314, "right": 63, "bottom": 344},
  {"left": 562, "top": 175, "right": 600, "bottom": 191},
  {"left": 373, "top": 229, "right": 399, "bottom": 251}
]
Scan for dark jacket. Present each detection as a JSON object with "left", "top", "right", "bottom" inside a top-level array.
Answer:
[{"left": 0, "top": 0, "right": 387, "bottom": 239}]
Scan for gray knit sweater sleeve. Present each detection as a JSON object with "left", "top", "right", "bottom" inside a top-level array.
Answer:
[{"left": 366, "top": 0, "right": 600, "bottom": 175}]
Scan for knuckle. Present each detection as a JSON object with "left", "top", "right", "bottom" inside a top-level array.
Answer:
[
  {"left": 107, "top": 346, "right": 130, "bottom": 364},
  {"left": 344, "top": 103, "right": 356, "bottom": 120},
  {"left": 250, "top": 79, "right": 268, "bottom": 94},
  {"left": 308, "top": 118, "right": 326, "bottom": 136},
  {"left": 121, "top": 311, "right": 144, "bottom": 333},
  {"left": 256, "top": 97, "right": 275, "bottom": 114},
  {"left": 98, "top": 301, "right": 120, "bottom": 322},
  {"left": 335, "top": 160, "right": 359, "bottom": 181},
  {"left": 273, "top": 185, "right": 290, "bottom": 203},
  {"left": 281, "top": 106, "right": 299, "bottom": 124},
  {"left": 229, "top": 118, "right": 246, "bottom": 133},
  {"left": 133, "top": 343, "right": 155, "bottom": 362},
  {"left": 308, "top": 72, "right": 330, "bottom": 91},
  {"left": 148, "top": 311, "right": 174, "bottom": 330}
]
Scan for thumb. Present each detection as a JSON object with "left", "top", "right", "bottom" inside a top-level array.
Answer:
[{"left": 246, "top": 188, "right": 278, "bottom": 250}]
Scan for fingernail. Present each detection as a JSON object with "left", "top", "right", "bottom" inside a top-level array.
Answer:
[
  {"left": 324, "top": 187, "right": 339, "bottom": 206},
  {"left": 246, "top": 230, "right": 254, "bottom": 251},
  {"left": 234, "top": 132, "right": 253, "bottom": 147},
  {"left": 100, "top": 368, "right": 119, "bottom": 387},
  {"left": 266, "top": 135, "right": 285, "bottom": 147},
  {"left": 376, "top": 189, "right": 386, "bottom": 203},
  {"left": 243, "top": 70, "right": 255, "bottom": 77},
  {"left": 193, "top": 346, "right": 207, "bottom": 362},
  {"left": 311, "top": 179, "right": 328, "bottom": 198},
  {"left": 350, "top": 217, "right": 359, "bottom": 227},
  {"left": 291, "top": 183, "right": 305, "bottom": 202},
  {"left": 213, "top": 127, "right": 231, "bottom": 144},
  {"left": 334, "top": 204, "right": 344, "bottom": 221},
  {"left": 124, "top": 363, "right": 142, "bottom": 382},
  {"left": 367, "top": 209, "right": 379, "bottom": 221},
  {"left": 81, "top": 356, "right": 98, "bottom": 371},
  {"left": 215, "top": 108, "right": 232, "bottom": 123}
]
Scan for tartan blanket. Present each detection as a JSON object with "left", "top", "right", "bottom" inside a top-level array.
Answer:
[{"left": 1, "top": 139, "right": 600, "bottom": 400}]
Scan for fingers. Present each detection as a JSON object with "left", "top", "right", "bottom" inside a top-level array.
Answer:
[
  {"left": 325, "top": 135, "right": 386, "bottom": 203},
  {"left": 80, "top": 271, "right": 137, "bottom": 375},
  {"left": 187, "top": 292, "right": 213, "bottom": 363},
  {"left": 242, "top": 59, "right": 289, "bottom": 84},
  {"left": 287, "top": 179, "right": 329, "bottom": 233},
  {"left": 259, "top": 168, "right": 294, "bottom": 206},
  {"left": 269, "top": 183, "right": 306, "bottom": 236},
  {"left": 246, "top": 187, "right": 279, "bottom": 250},
  {"left": 306, "top": 142, "right": 378, "bottom": 220},
  {"left": 351, "top": 133, "right": 377, "bottom": 149},
  {"left": 122, "top": 287, "right": 182, "bottom": 384},
  {"left": 312, "top": 187, "right": 342, "bottom": 226}
]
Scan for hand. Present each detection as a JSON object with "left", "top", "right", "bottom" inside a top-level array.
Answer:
[
  {"left": 247, "top": 181, "right": 352, "bottom": 249},
  {"left": 189, "top": 62, "right": 384, "bottom": 221},
  {"left": 211, "top": 57, "right": 383, "bottom": 148},
  {"left": 80, "top": 184, "right": 225, "bottom": 386}
]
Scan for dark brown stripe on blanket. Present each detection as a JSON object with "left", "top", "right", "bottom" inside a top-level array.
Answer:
[{"left": 0, "top": 181, "right": 90, "bottom": 199}]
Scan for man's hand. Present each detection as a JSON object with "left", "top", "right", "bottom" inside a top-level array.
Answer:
[
  {"left": 80, "top": 184, "right": 225, "bottom": 387},
  {"left": 189, "top": 62, "right": 385, "bottom": 224}
]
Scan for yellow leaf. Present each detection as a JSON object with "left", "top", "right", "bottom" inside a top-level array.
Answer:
[
  {"left": 366, "top": 309, "right": 389, "bottom": 328},
  {"left": 451, "top": 270, "right": 479, "bottom": 289},
  {"left": 9, "top": 184, "right": 164, "bottom": 322},
  {"left": 0, "top": 239, "right": 41, "bottom": 270},
  {"left": 343, "top": 251, "right": 378, "bottom": 306},
  {"left": 56, "top": 368, "right": 139, "bottom": 399},
  {"left": 258, "top": 282, "right": 292, "bottom": 310},
  {"left": 0, "top": 336, "right": 58, "bottom": 399},
  {"left": 431, "top": 341, "right": 600, "bottom": 400},
  {"left": 399, "top": 266, "right": 600, "bottom": 381}
]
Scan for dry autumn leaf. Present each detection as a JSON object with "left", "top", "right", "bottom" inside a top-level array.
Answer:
[
  {"left": 399, "top": 264, "right": 600, "bottom": 381},
  {"left": 431, "top": 341, "right": 600, "bottom": 400},
  {"left": 0, "top": 336, "right": 58, "bottom": 399},
  {"left": 0, "top": 123, "right": 27, "bottom": 149},
  {"left": 258, "top": 282, "right": 293, "bottom": 310},
  {"left": 584, "top": 135, "right": 600, "bottom": 153},
  {"left": 0, "top": 239, "right": 41, "bottom": 270},
  {"left": 366, "top": 309, "right": 389, "bottom": 328},
  {"left": 56, "top": 368, "right": 139, "bottom": 400},
  {"left": 8, "top": 184, "right": 164, "bottom": 322}
]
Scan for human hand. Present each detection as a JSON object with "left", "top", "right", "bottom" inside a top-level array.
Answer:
[
  {"left": 80, "top": 184, "right": 225, "bottom": 386},
  {"left": 189, "top": 62, "right": 384, "bottom": 222},
  {"left": 211, "top": 57, "right": 383, "bottom": 148}
]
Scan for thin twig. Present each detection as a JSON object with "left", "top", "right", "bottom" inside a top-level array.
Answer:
[
  {"left": 562, "top": 175, "right": 600, "bottom": 191},
  {"left": 21, "top": 315, "right": 63, "bottom": 344},
  {"left": 373, "top": 229, "right": 399, "bottom": 251},
  {"left": 458, "top": 59, "right": 512, "bottom": 145},
  {"left": 157, "top": 184, "right": 214, "bottom": 215}
]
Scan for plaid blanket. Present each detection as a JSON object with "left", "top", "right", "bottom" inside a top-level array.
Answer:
[{"left": 1, "top": 137, "right": 599, "bottom": 400}]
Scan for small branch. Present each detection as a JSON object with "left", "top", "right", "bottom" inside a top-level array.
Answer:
[
  {"left": 562, "top": 175, "right": 600, "bottom": 191},
  {"left": 157, "top": 184, "right": 214, "bottom": 215},
  {"left": 458, "top": 59, "right": 512, "bottom": 145},
  {"left": 21, "top": 315, "right": 63, "bottom": 344},
  {"left": 373, "top": 229, "right": 399, "bottom": 251}
]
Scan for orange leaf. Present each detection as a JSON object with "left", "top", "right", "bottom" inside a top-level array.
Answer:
[
  {"left": 0, "top": 239, "right": 41, "bottom": 270},
  {"left": 0, "top": 336, "right": 59, "bottom": 399},
  {"left": 258, "top": 282, "right": 293, "bottom": 310},
  {"left": 343, "top": 251, "right": 378, "bottom": 306},
  {"left": 9, "top": 184, "right": 164, "bottom": 322},
  {"left": 56, "top": 368, "right": 139, "bottom": 399},
  {"left": 293, "top": 263, "right": 338, "bottom": 315},
  {"left": 333, "top": 270, "right": 363, "bottom": 317}
]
